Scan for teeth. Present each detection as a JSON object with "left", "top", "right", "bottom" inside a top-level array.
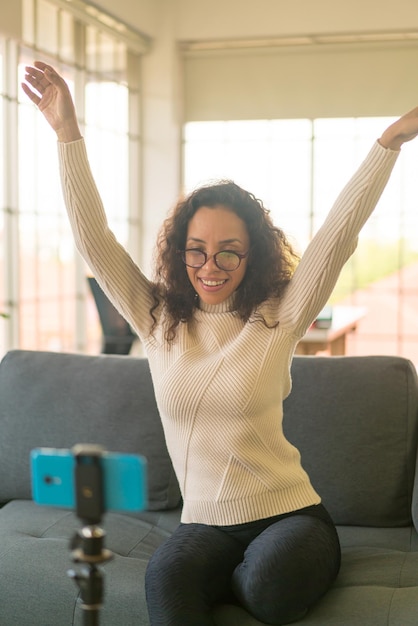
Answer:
[{"left": 201, "top": 279, "right": 225, "bottom": 286}]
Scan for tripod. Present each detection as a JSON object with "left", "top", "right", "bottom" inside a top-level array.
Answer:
[{"left": 67, "top": 445, "right": 113, "bottom": 626}]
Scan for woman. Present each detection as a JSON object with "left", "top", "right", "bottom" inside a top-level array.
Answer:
[{"left": 22, "top": 61, "right": 418, "bottom": 625}]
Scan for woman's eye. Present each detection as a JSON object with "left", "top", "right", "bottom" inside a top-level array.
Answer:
[{"left": 219, "top": 251, "right": 238, "bottom": 259}]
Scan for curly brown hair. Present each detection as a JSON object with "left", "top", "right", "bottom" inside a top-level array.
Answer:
[{"left": 150, "top": 180, "right": 299, "bottom": 342}]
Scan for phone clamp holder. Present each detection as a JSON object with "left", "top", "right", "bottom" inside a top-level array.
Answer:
[{"left": 67, "top": 444, "right": 113, "bottom": 626}]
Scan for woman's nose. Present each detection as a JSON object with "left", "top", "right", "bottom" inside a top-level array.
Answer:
[{"left": 201, "top": 254, "right": 219, "bottom": 270}]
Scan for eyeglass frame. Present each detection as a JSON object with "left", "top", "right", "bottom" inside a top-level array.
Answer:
[{"left": 178, "top": 248, "right": 250, "bottom": 271}]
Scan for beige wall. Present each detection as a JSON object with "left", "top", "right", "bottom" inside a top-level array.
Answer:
[
  {"left": 0, "top": 2, "right": 21, "bottom": 39},
  {"left": 140, "top": 0, "right": 183, "bottom": 270},
  {"left": 94, "top": 0, "right": 418, "bottom": 41},
  {"left": 92, "top": 0, "right": 158, "bottom": 37},
  {"left": 174, "top": 0, "right": 418, "bottom": 39},
  {"left": 183, "top": 42, "right": 418, "bottom": 121}
]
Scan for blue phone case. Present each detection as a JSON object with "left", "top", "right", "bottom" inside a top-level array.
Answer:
[{"left": 30, "top": 448, "right": 147, "bottom": 512}]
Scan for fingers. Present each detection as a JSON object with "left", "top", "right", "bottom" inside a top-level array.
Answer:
[
  {"left": 21, "top": 81, "right": 41, "bottom": 106},
  {"left": 35, "top": 62, "right": 60, "bottom": 85},
  {"left": 24, "top": 67, "right": 47, "bottom": 92},
  {"left": 22, "top": 62, "right": 62, "bottom": 105},
  {"left": 33, "top": 60, "right": 50, "bottom": 71},
  {"left": 24, "top": 61, "right": 61, "bottom": 90},
  {"left": 32, "top": 60, "right": 57, "bottom": 77}
]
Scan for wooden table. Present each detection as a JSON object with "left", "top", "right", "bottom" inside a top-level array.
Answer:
[{"left": 296, "top": 306, "right": 366, "bottom": 356}]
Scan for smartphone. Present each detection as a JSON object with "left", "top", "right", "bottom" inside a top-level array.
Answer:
[{"left": 31, "top": 447, "right": 147, "bottom": 512}]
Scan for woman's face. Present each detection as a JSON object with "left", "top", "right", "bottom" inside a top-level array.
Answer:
[{"left": 185, "top": 204, "right": 250, "bottom": 306}]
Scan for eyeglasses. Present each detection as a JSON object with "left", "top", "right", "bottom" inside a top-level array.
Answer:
[{"left": 180, "top": 248, "right": 249, "bottom": 271}]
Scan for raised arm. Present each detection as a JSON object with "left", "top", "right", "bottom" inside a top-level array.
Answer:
[{"left": 22, "top": 62, "right": 156, "bottom": 340}]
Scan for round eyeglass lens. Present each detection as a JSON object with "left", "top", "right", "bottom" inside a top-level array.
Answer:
[
  {"left": 215, "top": 251, "right": 240, "bottom": 270},
  {"left": 184, "top": 250, "right": 205, "bottom": 267}
]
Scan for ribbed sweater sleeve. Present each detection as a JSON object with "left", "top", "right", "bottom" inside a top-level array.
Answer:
[
  {"left": 278, "top": 141, "right": 399, "bottom": 338},
  {"left": 57, "top": 139, "right": 155, "bottom": 338}
]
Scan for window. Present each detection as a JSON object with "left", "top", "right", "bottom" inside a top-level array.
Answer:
[
  {"left": 0, "top": 0, "right": 145, "bottom": 354},
  {"left": 0, "top": 42, "right": 6, "bottom": 349},
  {"left": 184, "top": 118, "right": 418, "bottom": 364}
]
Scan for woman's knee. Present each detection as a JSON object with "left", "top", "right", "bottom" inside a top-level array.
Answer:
[
  {"left": 231, "top": 515, "right": 340, "bottom": 624},
  {"left": 146, "top": 524, "right": 212, "bottom": 592},
  {"left": 145, "top": 523, "right": 244, "bottom": 620}
]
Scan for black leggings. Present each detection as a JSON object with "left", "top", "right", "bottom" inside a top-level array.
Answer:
[{"left": 145, "top": 504, "right": 341, "bottom": 626}]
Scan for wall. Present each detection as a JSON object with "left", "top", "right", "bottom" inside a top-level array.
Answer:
[
  {"left": 0, "top": 2, "right": 21, "bottom": 39},
  {"left": 183, "top": 41, "right": 418, "bottom": 121},
  {"left": 174, "top": 1, "right": 418, "bottom": 121},
  {"left": 99, "top": 0, "right": 418, "bottom": 41},
  {"left": 140, "top": 0, "right": 183, "bottom": 271},
  {"left": 88, "top": 0, "right": 158, "bottom": 37}
]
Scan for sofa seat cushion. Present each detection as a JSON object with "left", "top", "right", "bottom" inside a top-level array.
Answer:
[
  {"left": 0, "top": 500, "right": 181, "bottom": 626},
  {"left": 3, "top": 501, "right": 418, "bottom": 626},
  {"left": 215, "top": 526, "right": 418, "bottom": 626}
]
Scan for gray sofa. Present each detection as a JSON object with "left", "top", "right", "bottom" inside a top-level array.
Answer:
[{"left": 1, "top": 349, "right": 418, "bottom": 625}]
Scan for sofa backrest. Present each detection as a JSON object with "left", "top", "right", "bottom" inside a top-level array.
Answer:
[
  {"left": 1, "top": 350, "right": 418, "bottom": 529},
  {"left": 0, "top": 350, "right": 181, "bottom": 511},
  {"left": 284, "top": 355, "right": 418, "bottom": 527}
]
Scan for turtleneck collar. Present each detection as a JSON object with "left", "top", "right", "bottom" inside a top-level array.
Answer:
[{"left": 197, "top": 295, "right": 236, "bottom": 314}]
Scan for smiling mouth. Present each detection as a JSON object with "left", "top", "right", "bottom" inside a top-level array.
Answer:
[{"left": 200, "top": 278, "right": 227, "bottom": 287}]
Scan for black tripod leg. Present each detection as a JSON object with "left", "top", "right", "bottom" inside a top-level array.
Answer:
[{"left": 68, "top": 563, "right": 103, "bottom": 626}]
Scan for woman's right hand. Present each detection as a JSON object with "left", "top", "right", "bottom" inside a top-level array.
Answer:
[{"left": 22, "top": 61, "right": 82, "bottom": 142}]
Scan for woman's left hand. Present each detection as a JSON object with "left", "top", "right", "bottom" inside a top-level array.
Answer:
[{"left": 379, "top": 106, "right": 418, "bottom": 151}]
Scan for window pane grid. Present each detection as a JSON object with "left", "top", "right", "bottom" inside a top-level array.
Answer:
[{"left": 0, "top": 0, "right": 143, "bottom": 355}]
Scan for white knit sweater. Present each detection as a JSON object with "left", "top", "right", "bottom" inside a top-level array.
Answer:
[{"left": 58, "top": 140, "right": 399, "bottom": 525}]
